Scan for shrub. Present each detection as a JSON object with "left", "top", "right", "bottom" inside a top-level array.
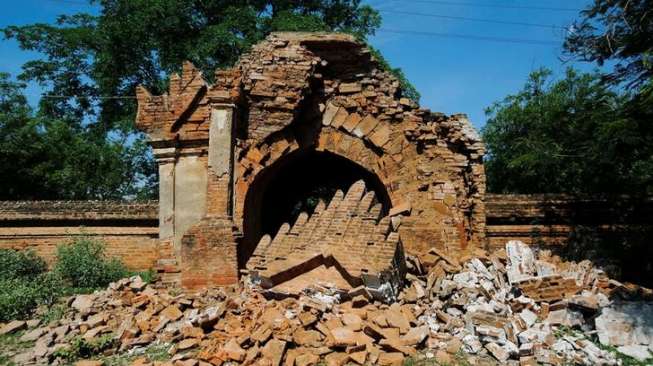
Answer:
[
  {"left": 54, "top": 237, "right": 129, "bottom": 289},
  {"left": 0, "top": 250, "right": 63, "bottom": 322},
  {"left": 0, "top": 271, "right": 62, "bottom": 322},
  {"left": 53, "top": 333, "right": 116, "bottom": 362},
  {"left": 0, "top": 278, "right": 41, "bottom": 321},
  {"left": 0, "top": 238, "right": 134, "bottom": 322},
  {"left": 0, "top": 249, "right": 47, "bottom": 280}
]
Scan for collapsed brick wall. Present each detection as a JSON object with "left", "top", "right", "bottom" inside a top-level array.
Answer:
[
  {"left": 0, "top": 201, "right": 159, "bottom": 270},
  {"left": 229, "top": 33, "right": 486, "bottom": 258},
  {"left": 247, "top": 180, "right": 406, "bottom": 300}
]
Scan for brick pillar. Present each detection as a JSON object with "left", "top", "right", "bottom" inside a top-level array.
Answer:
[
  {"left": 180, "top": 103, "right": 240, "bottom": 288},
  {"left": 153, "top": 147, "right": 181, "bottom": 283},
  {"left": 155, "top": 147, "right": 176, "bottom": 240},
  {"left": 207, "top": 104, "right": 236, "bottom": 216}
]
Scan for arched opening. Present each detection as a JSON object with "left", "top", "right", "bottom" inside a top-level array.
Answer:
[{"left": 240, "top": 149, "right": 391, "bottom": 268}]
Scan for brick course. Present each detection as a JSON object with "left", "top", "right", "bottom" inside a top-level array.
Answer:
[
  {"left": 0, "top": 201, "right": 159, "bottom": 270},
  {"left": 2, "top": 194, "right": 649, "bottom": 279}
]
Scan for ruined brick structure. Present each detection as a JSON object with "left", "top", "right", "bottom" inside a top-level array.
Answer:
[
  {"left": 247, "top": 180, "right": 406, "bottom": 300},
  {"left": 135, "top": 32, "right": 486, "bottom": 288}
]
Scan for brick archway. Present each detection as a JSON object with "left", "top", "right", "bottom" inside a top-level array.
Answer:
[
  {"left": 239, "top": 145, "right": 392, "bottom": 268},
  {"left": 234, "top": 126, "right": 399, "bottom": 225},
  {"left": 135, "top": 33, "right": 486, "bottom": 288}
]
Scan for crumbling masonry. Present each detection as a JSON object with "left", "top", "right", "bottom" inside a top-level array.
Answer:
[{"left": 135, "top": 32, "right": 486, "bottom": 290}]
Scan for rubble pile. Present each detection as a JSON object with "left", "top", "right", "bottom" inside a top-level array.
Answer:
[
  {"left": 1, "top": 240, "right": 652, "bottom": 365},
  {"left": 401, "top": 240, "right": 652, "bottom": 364}
]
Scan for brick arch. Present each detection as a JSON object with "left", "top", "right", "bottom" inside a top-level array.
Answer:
[
  {"left": 235, "top": 127, "right": 399, "bottom": 266},
  {"left": 234, "top": 127, "right": 399, "bottom": 222}
]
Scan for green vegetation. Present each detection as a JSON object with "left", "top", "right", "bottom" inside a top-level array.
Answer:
[
  {"left": 99, "top": 343, "right": 171, "bottom": 366},
  {"left": 369, "top": 46, "right": 421, "bottom": 103},
  {"left": 599, "top": 344, "right": 653, "bottom": 366},
  {"left": 40, "top": 303, "right": 67, "bottom": 326},
  {"left": 482, "top": 0, "right": 653, "bottom": 283},
  {"left": 564, "top": 0, "right": 653, "bottom": 93},
  {"left": 0, "top": 0, "right": 418, "bottom": 200},
  {"left": 0, "top": 73, "right": 155, "bottom": 200},
  {"left": 482, "top": 67, "right": 653, "bottom": 285},
  {"left": 0, "top": 249, "right": 47, "bottom": 279},
  {"left": 0, "top": 331, "right": 34, "bottom": 366},
  {"left": 482, "top": 0, "right": 653, "bottom": 284},
  {"left": 0, "top": 238, "right": 149, "bottom": 322},
  {"left": 0, "top": 249, "right": 61, "bottom": 321},
  {"left": 52, "top": 333, "right": 117, "bottom": 362},
  {"left": 554, "top": 325, "right": 653, "bottom": 366},
  {"left": 402, "top": 350, "right": 477, "bottom": 366},
  {"left": 485, "top": 0, "right": 653, "bottom": 196},
  {"left": 54, "top": 237, "right": 128, "bottom": 290},
  {"left": 50, "top": 337, "right": 170, "bottom": 365},
  {"left": 483, "top": 67, "right": 653, "bottom": 196}
]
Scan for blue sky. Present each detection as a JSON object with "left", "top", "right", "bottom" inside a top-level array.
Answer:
[{"left": 1, "top": 0, "right": 602, "bottom": 130}]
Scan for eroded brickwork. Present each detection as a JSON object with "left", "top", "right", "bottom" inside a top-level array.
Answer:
[
  {"left": 485, "top": 194, "right": 653, "bottom": 250},
  {"left": 135, "top": 32, "right": 486, "bottom": 287},
  {"left": 247, "top": 180, "right": 406, "bottom": 299}
]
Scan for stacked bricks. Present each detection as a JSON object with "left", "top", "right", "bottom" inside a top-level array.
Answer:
[{"left": 246, "top": 180, "right": 406, "bottom": 299}]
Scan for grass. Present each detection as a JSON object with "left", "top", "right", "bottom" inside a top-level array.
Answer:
[
  {"left": 97, "top": 343, "right": 171, "bottom": 366},
  {"left": 403, "top": 350, "right": 485, "bottom": 366},
  {"left": 40, "top": 303, "right": 67, "bottom": 325},
  {"left": 0, "top": 331, "right": 34, "bottom": 366},
  {"left": 598, "top": 344, "right": 653, "bottom": 366},
  {"left": 50, "top": 337, "right": 170, "bottom": 366},
  {"left": 553, "top": 325, "right": 581, "bottom": 338},
  {"left": 52, "top": 333, "right": 117, "bottom": 362}
]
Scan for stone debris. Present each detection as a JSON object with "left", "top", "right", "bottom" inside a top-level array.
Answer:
[{"left": 2, "top": 241, "right": 652, "bottom": 365}]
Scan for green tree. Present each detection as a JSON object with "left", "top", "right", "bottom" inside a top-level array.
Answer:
[
  {"left": 2, "top": 0, "right": 424, "bottom": 199},
  {"left": 564, "top": 0, "right": 653, "bottom": 89},
  {"left": 482, "top": 68, "right": 653, "bottom": 195},
  {"left": 0, "top": 73, "right": 155, "bottom": 200},
  {"left": 3, "top": 0, "right": 383, "bottom": 133}
]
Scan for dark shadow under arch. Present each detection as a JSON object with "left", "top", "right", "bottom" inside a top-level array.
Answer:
[{"left": 240, "top": 149, "right": 392, "bottom": 269}]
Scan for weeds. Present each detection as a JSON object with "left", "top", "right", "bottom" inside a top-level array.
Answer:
[{"left": 52, "top": 333, "right": 116, "bottom": 362}]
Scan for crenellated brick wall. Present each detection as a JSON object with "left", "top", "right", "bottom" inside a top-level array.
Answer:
[{"left": 0, "top": 201, "right": 159, "bottom": 270}]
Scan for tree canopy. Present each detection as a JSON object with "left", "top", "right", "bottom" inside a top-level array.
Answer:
[
  {"left": 0, "top": 73, "right": 155, "bottom": 200},
  {"left": 484, "top": 0, "right": 653, "bottom": 196},
  {"left": 564, "top": 0, "right": 653, "bottom": 89},
  {"left": 1, "top": 0, "right": 423, "bottom": 200},
  {"left": 482, "top": 68, "right": 653, "bottom": 196},
  {"left": 3, "top": 0, "right": 383, "bottom": 132}
]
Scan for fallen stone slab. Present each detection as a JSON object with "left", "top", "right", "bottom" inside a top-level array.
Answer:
[
  {"left": 595, "top": 301, "right": 653, "bottom": 347},
  {"left": 617, "top": 344, "right": 652, "bottom": 362}
]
